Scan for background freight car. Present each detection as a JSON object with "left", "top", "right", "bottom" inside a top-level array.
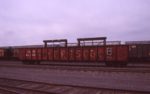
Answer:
[{"left": 126, "top": 41, "right": 150, "bottom": 62}]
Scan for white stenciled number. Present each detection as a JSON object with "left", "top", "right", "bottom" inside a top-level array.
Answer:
[{"left": 107, "top": 48, "right": 112, "bottom": 56}]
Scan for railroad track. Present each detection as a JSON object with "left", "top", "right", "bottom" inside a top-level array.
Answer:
[
  {"left": 0, "top": 62, "right": 150, "bottom": 93},
  {"left": 0, "top": 78, "right": 149, "bottom": 94},
  {"left": 0, "top": 63, "right": 150, "bottom": 73},
  {"left": 0, "top": 85, "right": 53, "bottom": 94},
  {"left": 1, "top": 60, "right": 150, "bottom": 68},
  {"left": 0, "top": 88, "right": 18, "bottom": 94}
]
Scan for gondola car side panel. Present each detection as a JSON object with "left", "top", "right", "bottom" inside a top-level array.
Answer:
[
  {"left": 89, "top": 47, "right": 97, "bottom": 61},
  {"left": 37, "top": 48, "right": 42, "bottom": 61},
  {"left": 68, "top": 47, "right": 75, "bottom": 61},
  {"left": 82, "top": 47, "right": 90, "bottom": 61},
  {"left": 53, "top": 47, "right": 60, "bottom": 61},
  {"left": 18, "top": 48, "right": 26, "bottom": 60},
  {"left": 31, "top": 49, "right": 36, "bottom": 60},
  {"left": 25, "top": 48, "right": 32, "bottom": 60},
  {"left": 75, "top": 47, "right": 83, "bottom": 61},
  {"left": 42, "top": 48, "right": 48, "bottom": 61},
  {"left": 47, "top": 48, "right": 53, "bottom": 61},
  {"left": 105, "top": 46, "right": 116, "bottom": 62},
  {"left": 97, "top": 47, "right": 105, "bottom": 62},
  {"left": 117, "top": 45, "right": 128, "bottom": 62},
  {"left": 60, "top": 47, "right": 68, "bottom": 61}
]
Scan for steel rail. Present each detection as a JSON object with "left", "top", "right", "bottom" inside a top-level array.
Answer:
[{"left": 0, "top": 78, "right": 149, "bottom": 94}]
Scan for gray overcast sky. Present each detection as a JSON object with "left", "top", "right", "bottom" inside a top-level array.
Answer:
[{"left": 0, "top": 0, "right": 150, "bottom": 46}]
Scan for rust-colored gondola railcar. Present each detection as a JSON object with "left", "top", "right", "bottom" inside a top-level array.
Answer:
[
  {"left": 18, "top": 37, "right": 129, "bottom": 67},
  {"left": 19, "top": 45, "right": 129, "bottom": 66}
]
